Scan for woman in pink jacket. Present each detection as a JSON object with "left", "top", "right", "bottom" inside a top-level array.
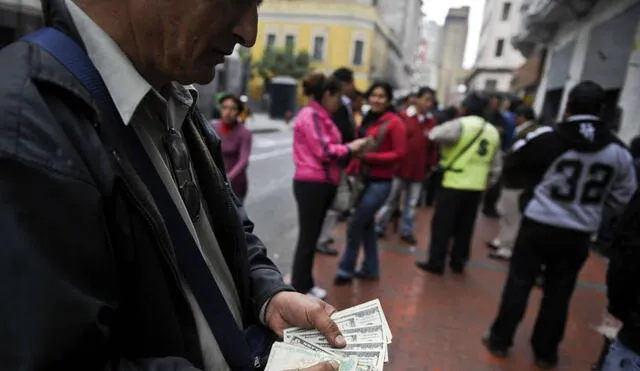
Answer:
[{"left": 291, "top": 73, "right": 370, "bottom": 299}]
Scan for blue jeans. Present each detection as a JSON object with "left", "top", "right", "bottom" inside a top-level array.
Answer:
[
  {"left": 338, "top": 181, "right": 392, "bottom": 278},
  {"left": 376, "top": 178, "right": 422, "bottom": 237},
  {"left": 603, "top": 339, "right": 640, "bottom": 371}
]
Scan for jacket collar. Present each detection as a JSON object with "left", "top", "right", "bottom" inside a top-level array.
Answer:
[{"left": 309, "top": 100, "right": 331, "bottom": 122}]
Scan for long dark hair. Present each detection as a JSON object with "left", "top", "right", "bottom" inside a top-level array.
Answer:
[{"left": 302, "top": 73, "right": 342, "bottom": 102}]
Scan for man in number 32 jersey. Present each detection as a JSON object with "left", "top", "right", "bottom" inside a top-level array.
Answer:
[{"left": 483, "top": 81, "right": 637, "bottom": 369}]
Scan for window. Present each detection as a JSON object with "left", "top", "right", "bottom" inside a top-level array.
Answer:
[
  {"left": 501, "top": 2, "right": 512, "bottom": 21},
  {"left": 312, "top": 36, "right": 325, "bottom": 61},
  {"left": 485, "top": 79, "right": 498, "bottom": 91},
  {"left": 352, "top": 40, "right": 364, "bottom": 66},
  {"left": 285, "top": 34, "right": 296, "bottom": 52},
  {"left": 495, "top": 38, "right": 505, "bottom": 57},
  {"left": 266, "top": 33, "right": 276, "bottom": 51}
]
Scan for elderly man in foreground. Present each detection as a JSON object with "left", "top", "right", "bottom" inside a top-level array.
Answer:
[{"left": 0, "top": 0, "right": 344, "bottom": 370}]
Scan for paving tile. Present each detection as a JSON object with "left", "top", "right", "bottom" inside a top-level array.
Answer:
[{"left": 313, "top": 206, "right": 609, "bottom": 371}]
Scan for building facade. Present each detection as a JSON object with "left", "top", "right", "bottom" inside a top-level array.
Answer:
[
  {"left": 437, "top": 6, "right": 470, "bottom": 106},
  {"left": 375, "top": 0, "right": 423, "bottom": 90},
  {"left": 467, "top": 0, "right": 526, "bottom": 92},
  {"left": 412, "top": 19, "right": 442, "bottom": 90},
  {"left": 249, "top": 0, "right": 405, "bottom": 100},
  {"left": 512, "top": 0, "right": 640, "bottom": 140}
]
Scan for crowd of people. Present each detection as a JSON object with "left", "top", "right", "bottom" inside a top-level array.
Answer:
[{"left": 280, "top": 66, "right": 640, "bottom": 370}]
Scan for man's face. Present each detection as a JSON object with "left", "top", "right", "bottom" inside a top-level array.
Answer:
[
  {"left": 342, "top": 81, "right": 356, "bottom": 98},
  {"left": 489, "top": 97, "right": 501, "bottom": 111},
  {"left": 414, "top": 93, "right": 434, "bottom": 114},
  {"left": 131, "top": 0, "right": 259, "bottom": 85}
]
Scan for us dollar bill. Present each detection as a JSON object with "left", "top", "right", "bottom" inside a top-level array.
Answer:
[{"left": 265, "top": 342, "right": 357, "bottom": 371}]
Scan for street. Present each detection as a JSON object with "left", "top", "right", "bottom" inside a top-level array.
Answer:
[{"left": 244, "top": 130, "right": 297, "bottom": 276}]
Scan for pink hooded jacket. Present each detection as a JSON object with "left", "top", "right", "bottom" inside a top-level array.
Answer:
[{"left": 293, "top": 101, "right": 351, "bottom": 185}]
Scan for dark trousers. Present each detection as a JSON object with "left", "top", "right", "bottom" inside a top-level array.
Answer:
[
  {"left": 488, "top": 218, "right": 590, "bottom": 360},
  {"left": 291, "top": 180, "right": 337, "bottom": 292},
  {"left": 427, "top": 187, "right": 482, "bottom": 269},
  {"left": 483, "top": 179, "right": 502, "bottom": 214}
]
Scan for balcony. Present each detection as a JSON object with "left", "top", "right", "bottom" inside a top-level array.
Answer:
[{"left": 512, "top": 0, "right": 599, "bottom": 57}]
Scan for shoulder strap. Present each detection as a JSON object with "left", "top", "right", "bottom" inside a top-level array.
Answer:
[
  {"left": 22, "top": 28, "right": 255, "bottom": 370},
  {"left": 371, "top": 120, "right": 389, "bottom": 151},
  {"left": 442, "top": 120, "right": 487, "bottom": 172}
]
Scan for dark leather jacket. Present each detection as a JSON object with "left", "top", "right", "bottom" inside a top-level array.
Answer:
[{"left": 0, "top": 0, "right": 290, "bottom": 369}]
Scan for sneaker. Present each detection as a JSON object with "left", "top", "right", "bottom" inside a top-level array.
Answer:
[
  {"left": 486, "top": 240, "right": 500, "bottom": 250},
  {"left": 306, "top": 286, "right": 327, "bottom": 300},
  {"left": 316, "top": 242, "right": 339, "bottom": 256},
  {"left": 415, "top": 261, "right": 444, "bottom": 276},
  {"left": 534, "top": 356, "right": 558, "bottom": 370},
  {"left": 489, "top": 248, "right": 512, "bottom": 261},
  {"left": 482, "top": 336, "right": 508, "bottom": 358},
  {"left": 449, "top": 262, "right": 465, "bottom": 274},
  {"left": 400, "top": 234, "right": 417, "bottom": 245},
  {"left": 333, "top": 275, "right": 353, "bottom": 286}
]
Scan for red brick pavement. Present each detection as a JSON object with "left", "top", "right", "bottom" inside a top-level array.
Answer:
[{"left": 313, "top": 206, "right": 610, "bottom": 371}]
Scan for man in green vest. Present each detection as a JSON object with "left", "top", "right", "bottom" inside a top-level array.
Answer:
[{"left": 416, "top": 92, "right": 502, "bottom": 275}]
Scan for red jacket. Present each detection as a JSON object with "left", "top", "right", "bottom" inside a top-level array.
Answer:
[
  {"left": 347, "top": 111, "right": 407, "bottom": 180},
  {"left": 396, "top": 111, "right": 438, "bottom": 182}
]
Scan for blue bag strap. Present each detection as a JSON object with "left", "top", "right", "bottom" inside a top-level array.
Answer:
[{"left": 22, "top": 27, "right": 255, "bottom": 370}]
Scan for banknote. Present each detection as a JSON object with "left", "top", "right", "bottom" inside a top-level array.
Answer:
[
  {"left": 277, "top": 299, "right": 393, "bottom": 370},
  {"left": 331, "top": 299, "right": 392, "bottom": 343},
  {"left": 264, "top": 342, "right": 357, "bottom": 371}
]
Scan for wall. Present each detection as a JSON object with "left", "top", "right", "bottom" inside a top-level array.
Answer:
[
  {"left": 475, "top": 0, "right": 525, "bottom": 69},
  {"left": 437, "top": 8, "right": 469, "bottom": 105},
  {"left": 532, "top": 0, "right": 640, "bottom": 132},
  {"left": 470, "top": 71, "right": 512, "bottom": 91}
]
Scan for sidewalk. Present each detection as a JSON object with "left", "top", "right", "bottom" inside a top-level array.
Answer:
[
  {"left": 316, "top": 206, "right": 610, "bottom": 371},
  {"left": 244, "top": 113, "right": 291, "bottom": 134}
]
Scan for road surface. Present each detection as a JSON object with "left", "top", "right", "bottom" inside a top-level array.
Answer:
[{"left": 243, "top": 130, "right": 298, "bottom": 275}]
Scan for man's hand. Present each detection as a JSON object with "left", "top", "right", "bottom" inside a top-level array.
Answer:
[
  {"left": 285, "top": 360, "right": 341, "bottom": 371},
  {"left": 265, "top": 291, "right": 346, "bottom": 348}
]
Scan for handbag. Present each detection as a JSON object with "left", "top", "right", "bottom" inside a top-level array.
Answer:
[
  {"left": 431, "top": 121, "right": 487, "bottom": 186},
  {"left": 344, "top": 120, "right": 389, "bottom": 209}
]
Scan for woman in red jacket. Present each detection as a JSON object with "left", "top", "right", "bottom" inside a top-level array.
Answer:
[
  {"left": 335, "top": 81, "right": 407, "bottom": 285},
  {"left": 376, "top": 87, "right": 438, "bottom": 244}
]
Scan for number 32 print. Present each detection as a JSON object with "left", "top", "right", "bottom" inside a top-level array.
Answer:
[{"left": 550, "top": 159, "right": 614, "bottom": 204}]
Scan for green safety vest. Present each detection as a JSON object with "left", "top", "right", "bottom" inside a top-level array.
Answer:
[{"left": 440, "top": 115, "right": 501, "bottom": 191}]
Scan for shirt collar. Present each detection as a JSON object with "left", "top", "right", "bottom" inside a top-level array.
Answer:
[
  {"left": 341, "top": 95, "right": 351, "bottom": 106},
  {"left": 66, "top": 0, "right": 197, "bottom": 126}
]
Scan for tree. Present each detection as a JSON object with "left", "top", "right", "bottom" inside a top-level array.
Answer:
[{"left": 253, "top": 48, "right": 311, "bottom": 81}]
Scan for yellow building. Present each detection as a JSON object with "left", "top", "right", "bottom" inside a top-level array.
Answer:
[{"left": 248, "top": 0, "right": 401, "bottom": 101}]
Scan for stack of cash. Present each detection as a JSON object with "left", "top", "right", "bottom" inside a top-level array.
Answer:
[{"left": 265, "top": 299, "right": 392, "bottom": 371}]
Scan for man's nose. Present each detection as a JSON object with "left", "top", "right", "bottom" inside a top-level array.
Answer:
[{"left": 234, "top": 4, "right": 258, "bottom": 47}]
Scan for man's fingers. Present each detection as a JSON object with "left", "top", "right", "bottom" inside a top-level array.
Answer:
[
  {"left": 322, "top": 301, "right": 338, "bottom": 317},
  {"left": 310, "top": 305, "right": 346, "bottom": 348}
]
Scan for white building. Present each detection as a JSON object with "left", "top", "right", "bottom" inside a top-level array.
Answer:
[
  {"left": 412, "top": 19, "right": 442, "bottom": 89},
  {"left": 512, "top": 0, "right": 640, "bottom": 141},
  {"left": 466, "top": 0, "right": 525, "bottom": 92},
  {"left": 376, "top": 0, "right": 423, "bottom": 89}
]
